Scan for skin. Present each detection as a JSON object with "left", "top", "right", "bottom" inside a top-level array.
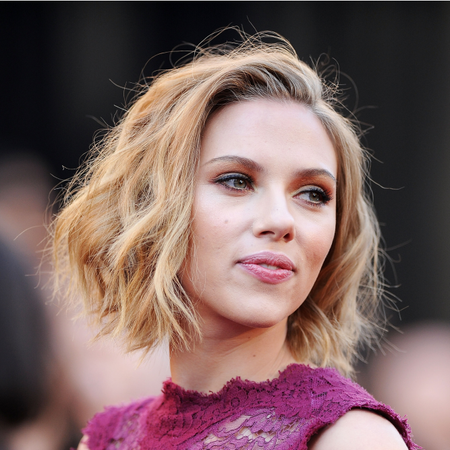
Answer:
[
  {"left": 309, "top": 410, "right": 408, "bottom": 450},
  {"left": 175, "top": 99, "right": 337, "bottom": 392},
  {"left": 78, "top": 99, "right": 408, "bottom": 449}
]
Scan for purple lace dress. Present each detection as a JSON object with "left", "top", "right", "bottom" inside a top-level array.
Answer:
[{"left": 82, "top": 364, "right": 418, "bottom": 449}]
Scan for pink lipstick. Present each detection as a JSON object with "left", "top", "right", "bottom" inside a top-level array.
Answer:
[{"left": 238, "top": 252, "right": 295, "bottom": 284}]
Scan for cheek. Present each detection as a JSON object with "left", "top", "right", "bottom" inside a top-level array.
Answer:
[
  {"left": 191, "top": 212, "right": 227, "bottom": 252},
  {"left": 180, "top": 201, "right": 232, "bottom": 292},
  {"left": 302, "top": 219, "right": 336, "bottom": 270},
  {"left": 191, "top": 193, "right": 246, "bottom": 251}
]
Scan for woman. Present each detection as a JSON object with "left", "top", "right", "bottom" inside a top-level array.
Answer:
[{"left": 53, "top": 33, "right": 418, "bottom": 449}]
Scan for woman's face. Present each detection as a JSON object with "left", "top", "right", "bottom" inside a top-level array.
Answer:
[{"left": 181, "top": 99, "right": 337, "bottom": 334}]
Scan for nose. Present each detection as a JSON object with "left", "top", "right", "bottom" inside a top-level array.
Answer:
[{"left": 252, "top": 189, "right": 295, "bottom": 242}]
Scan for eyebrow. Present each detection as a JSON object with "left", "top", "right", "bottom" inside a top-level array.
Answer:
[
  {"left": 294, "top": 168, "right": 337, "bottom": 184},
  {"left": 205, "top": 155, "right": 263, "bottom": 172},
  {"left": 205, "top": 155, "right": 337, "bottom": 184}
]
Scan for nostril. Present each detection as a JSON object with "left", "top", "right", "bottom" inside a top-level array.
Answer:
[{"left": 283, "top": 232, "right": 293, "bottom": 242}]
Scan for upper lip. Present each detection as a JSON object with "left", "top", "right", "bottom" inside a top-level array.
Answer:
[{"left": 238, "top": 251, "right": 296, "bottom": 271}]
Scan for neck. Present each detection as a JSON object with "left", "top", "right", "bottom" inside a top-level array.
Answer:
[{"left": 170, "top": 319, "right": 297, "bottom": 393}]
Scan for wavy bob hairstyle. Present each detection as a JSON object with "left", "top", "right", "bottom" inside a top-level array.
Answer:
[{"left": 53, "top": 32, "right": 383, "bottom": 377}]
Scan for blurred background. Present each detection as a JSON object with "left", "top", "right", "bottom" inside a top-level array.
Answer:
[{"left": 1, "top": 3, "right": 449, "bottom": 449}]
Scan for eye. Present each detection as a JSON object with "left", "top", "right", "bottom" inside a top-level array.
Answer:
[
  {"left": 296, "top": 187, "right": 332, "bottom": 206},
  {"left": 214, "top": 173, "right": 253, "bottom": 192}
]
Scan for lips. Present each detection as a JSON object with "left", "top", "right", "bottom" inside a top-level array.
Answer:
[{"left": 237, "top": 252, "right": 295, "bottom": 284}]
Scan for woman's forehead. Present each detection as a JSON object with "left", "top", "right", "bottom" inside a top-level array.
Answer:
[{"left": 199, "top": 99, "right": 337, "bottom": 179}]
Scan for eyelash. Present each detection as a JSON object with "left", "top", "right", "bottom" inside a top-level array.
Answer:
[
  {"left": 213, "top": 173, "right": 333, "bottom": 207},
  {"left": 295, "top": 187, "right": 333, "bottom": 207},
  {"left": 213, "top": 173, "right": 254, "bottom": 191}
]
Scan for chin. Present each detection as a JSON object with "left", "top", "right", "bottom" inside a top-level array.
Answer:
[{"left": 234, "top": 311, "right": 290, "bottom": 330}]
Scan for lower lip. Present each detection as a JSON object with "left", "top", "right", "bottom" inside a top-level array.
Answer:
[{"left": 238, "top": 263, "right": 293, "bottom": 284}]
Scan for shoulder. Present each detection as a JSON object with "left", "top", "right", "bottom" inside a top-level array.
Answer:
[
  {"left": 306, "top": 367, "right": 381, "bottom": 414},
  {"left": 77, "top": 435, "right": 89, "bottom": 450},
  {"left": 299, "top": 367, "right": 417, "bottom": 449},
  {"left": 81, "top": 396, "right": 157, "bottom": 450},
  {"left": 309, "top": 409, "right": 408, "bottom": 450}
]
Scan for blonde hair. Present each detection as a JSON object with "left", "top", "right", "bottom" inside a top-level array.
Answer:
[{"left": 52, "top": 32, "right": 383, "bottom": 377}]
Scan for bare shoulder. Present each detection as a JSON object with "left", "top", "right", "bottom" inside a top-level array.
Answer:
[
  {"left": 309, "top": 409, "right": 408, "bottom": 450},
  {"left": 77, "top": 435, "right": 89, "bottom": 450}
]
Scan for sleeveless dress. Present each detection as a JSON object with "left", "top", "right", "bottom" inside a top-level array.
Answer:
[{"left": 82, "top": 364, "right": 418, "bottom": 449}]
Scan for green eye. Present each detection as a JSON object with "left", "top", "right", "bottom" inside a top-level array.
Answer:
[
  {"left": 232, "top": 178, "right": 248, "bottom": 189},
  {"left": 215, "top": 174, "right": 253, "bottom": 191},
  {"left": 308, "top": 191, "right": 323, "bottom": 203},
  {"left": 296, "top": 187, "right": 331, "bottom": 206}
]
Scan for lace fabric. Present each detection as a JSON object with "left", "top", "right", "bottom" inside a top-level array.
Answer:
[{"left": 83, "top": 364, "right": 419, "bottom": 450}]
